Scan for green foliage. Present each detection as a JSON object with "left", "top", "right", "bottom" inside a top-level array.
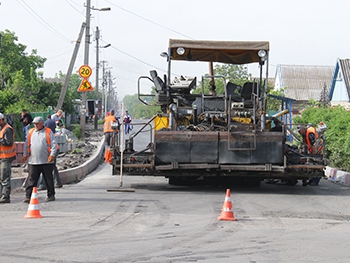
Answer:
[
  {"left": 214, "top": 63, "right": 251, "bottom": 86},
  {"left": 0, "top": 31, "right": 86, "bottom": 115},
  {"left": 74, "top": 148, "right": 82, "bottom": 153},
  {"left": 192, "top": 63, "right": 251, "bottom": 95},
  {"left": 267, "top": 87, "right": 286, "bottom": 112},
  {"left": 10, "top": 114, "right": 23, "bottom": 141},
  {"left": 123, "top": 93, "right": 160, "bottom": 119},
  {"left": 71, "top": 124, "right": 81, "bottom": 139},
  {"left": 0, "top": 30, "right": 46, "bottom": 90},
  {"left": 294, "top": 106, "right": 350, "bottom": 171},
  {"left": 56, "top": 72, "right": 84, "bottom": 114}
]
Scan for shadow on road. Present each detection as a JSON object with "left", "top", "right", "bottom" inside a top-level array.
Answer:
[{"left": 129, "top": 177, "right": 350, "bottom": 196}]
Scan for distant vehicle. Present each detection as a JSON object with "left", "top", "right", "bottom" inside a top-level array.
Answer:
[{"left": 110, "top": 39, "right": 327, "bottom": 186}]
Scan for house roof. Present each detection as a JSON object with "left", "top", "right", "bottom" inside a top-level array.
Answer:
[
  {"left": 340, "top": 59, "right": 350, "bottom": 92},
  {"left": 275, "top": 64, "right": 334, "bottom": 101},
  {"left": 329, "top": 58, "right": 350, "bottom": 101}
]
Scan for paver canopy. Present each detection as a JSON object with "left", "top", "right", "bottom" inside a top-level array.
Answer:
[{"left": 169, "top": 39, "right": 269, "bottom": 64}]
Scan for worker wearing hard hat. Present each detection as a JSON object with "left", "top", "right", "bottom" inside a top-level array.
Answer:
[{"left": 0, "top": 113, "right": 16, "bottom": 203}]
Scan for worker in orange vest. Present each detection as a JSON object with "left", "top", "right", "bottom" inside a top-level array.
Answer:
[
  {"left": 22, "top": 116, "right": 58, "bottom": 203},
  {"left": 298, "top": 123, "right": 318, "bottom": 154},
  {"left": 0, "top": 113, "right": 16, "bottom": 203},
  {"left": 298, "top": 123, "right": 321, "bottom": 186},
  {"left": 103, "top": 109, "right": 119, "bottom": 163}
]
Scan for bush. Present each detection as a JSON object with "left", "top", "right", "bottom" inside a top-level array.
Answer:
[
  {"left": 294, "top": 106, "right": 350, "bottom": 171},
  {"left": 71, "top": 124, "right": 81, "bottom": 139}
]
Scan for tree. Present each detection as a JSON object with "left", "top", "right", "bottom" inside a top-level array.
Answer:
[
  {"left": 0, "top": 30, "right": 48, "bottom": 113},
  {"left": 267, "top": 87, "right": 286, "bottom": 112},
  {"left": 55, "top": 72, "right": 84, "bottom": 114},
  {"left": 192, "top": 63, "right": 251, "bottom": 95},
  {"left": 0, "top": 30, "right": 84, "bottom": 114},
  {"left": 123, "top": 93, "right": 160, "bottom": 119},
  {"left": 0, "top": 30, "right": 46, "bottom": 90}
]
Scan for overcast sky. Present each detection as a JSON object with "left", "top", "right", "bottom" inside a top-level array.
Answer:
[{"left": 1, "top": 0, "right": 350, "bottom": 100}]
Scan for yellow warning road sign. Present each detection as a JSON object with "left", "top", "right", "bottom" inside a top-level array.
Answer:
[
  {"left": 79, "top": 65, "right": 92, "bottom": 78},
  {"left": 77, "top": 79, "right": 94, "bottom": 92}
]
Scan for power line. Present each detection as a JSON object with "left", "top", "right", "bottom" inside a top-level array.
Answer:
[
  {"left": 102, "top": 40, "right": 165, "bottom": 74},
  {"left": 107, "top": 61, "right": 147, "bottom": 76},
  {"left": 65, "top": 0, "right": 85, "bottom": 17},
  {"left": 104, "top": 1, "right": 195, "bottom": 40},
  {"left": 97, "top": 3, "right": 195, "bottom": 80},
  {"left": 16, "top": 0, "right": 71, "bottom": 42}
]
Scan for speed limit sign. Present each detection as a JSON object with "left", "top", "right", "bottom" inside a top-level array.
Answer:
[{"left": 79, "top": 65, "right": 92, "bottom": 78}]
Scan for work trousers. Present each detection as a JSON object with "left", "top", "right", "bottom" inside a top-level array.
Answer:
[
  {"left": 38, "top": 156, "right": 62, "bottom": 187},
  {"left": 124, "top": 123, "right": 131, "bottom": 134},
  {"left": 104, "top": 132, "right": 113, "bottom": 147},
  {"left": 22, "top": 125, "right": 30, "bottom": 142},
  {"left": 26, "top": 163, "right": 55, "bottom": 199},
  {"left": 0, "top": 159, "right": 13, "bottom": 198}
]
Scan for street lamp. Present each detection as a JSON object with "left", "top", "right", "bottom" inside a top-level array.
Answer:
[
  {"left": 91, "top": 6, "right": 111, "bottom": 11},
  {"left": 80, "top": 0, "right": 110, "bottom": 137}
]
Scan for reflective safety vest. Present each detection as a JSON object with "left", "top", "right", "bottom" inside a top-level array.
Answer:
[
  {"left": 104, "top": 115, "right": 117, "bottom": 133},
  {"left": 27, "top": 127, "right": 53, "bottom": 156},
  {"left": 305, "top": 126, "right": 318, "bottom": 154},
  {"left": 0, "top": 123, "right": 16, "bottom": 159}
]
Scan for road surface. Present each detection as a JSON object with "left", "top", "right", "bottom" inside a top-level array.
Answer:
[{"left": 1, "top": 161, "right": 350, "bottom": 263}]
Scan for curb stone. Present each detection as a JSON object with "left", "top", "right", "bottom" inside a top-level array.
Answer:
[{"left": 11, "top": 138, "right": 105, "bottom": 192}]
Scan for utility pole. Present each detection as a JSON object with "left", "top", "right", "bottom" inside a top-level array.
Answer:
[
  {"left": 105, "top": 70, "right": 111, "bottom": 117},
  {"left": 94, "top": 26, "right": 100, "bottom": 130},
  {"left": 104, "top": 70, "right": 109, "bottom": 117},
  {"left": 56, "top": 22, "right": 86, "bottom": 111},
  {"left": 101, "top": 60, "right": 107, "bottom": 117},
  {"left": 80, "top": 0, "right": 91, "bottom": 138}
]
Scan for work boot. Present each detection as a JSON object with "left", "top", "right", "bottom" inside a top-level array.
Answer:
[
  {"left": 23, "top": 198, "right": 30, "bottom": 204},
  {"left": 0, "top": 196, "right": 10, "bottom": 203},
  {"left": 45, "top": 196, "right": 55, "bottom": 202}
]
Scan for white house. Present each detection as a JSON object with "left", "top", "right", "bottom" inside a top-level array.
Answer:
[{"left": 329, "top": 58, "right": 350, "bottom": 109}]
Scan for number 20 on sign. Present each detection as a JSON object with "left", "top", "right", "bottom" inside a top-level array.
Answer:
[
  {"left": 79, "top": 65, "right": 92, "bottom": 78},
  {"left": 78, "top": 65, "right": 94, "bottom": 92}
]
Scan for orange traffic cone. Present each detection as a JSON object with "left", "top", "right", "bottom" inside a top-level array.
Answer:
[
  {"left": 24, "top": 187, "right": 42, "bottom": 219},
  {"left": 217, "top": 189, "right": 237, "bottom": 221}
]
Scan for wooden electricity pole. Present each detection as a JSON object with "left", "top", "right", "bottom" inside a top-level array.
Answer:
[{"left": 56, "top": 22, "right": 86, "bottom": 111}]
